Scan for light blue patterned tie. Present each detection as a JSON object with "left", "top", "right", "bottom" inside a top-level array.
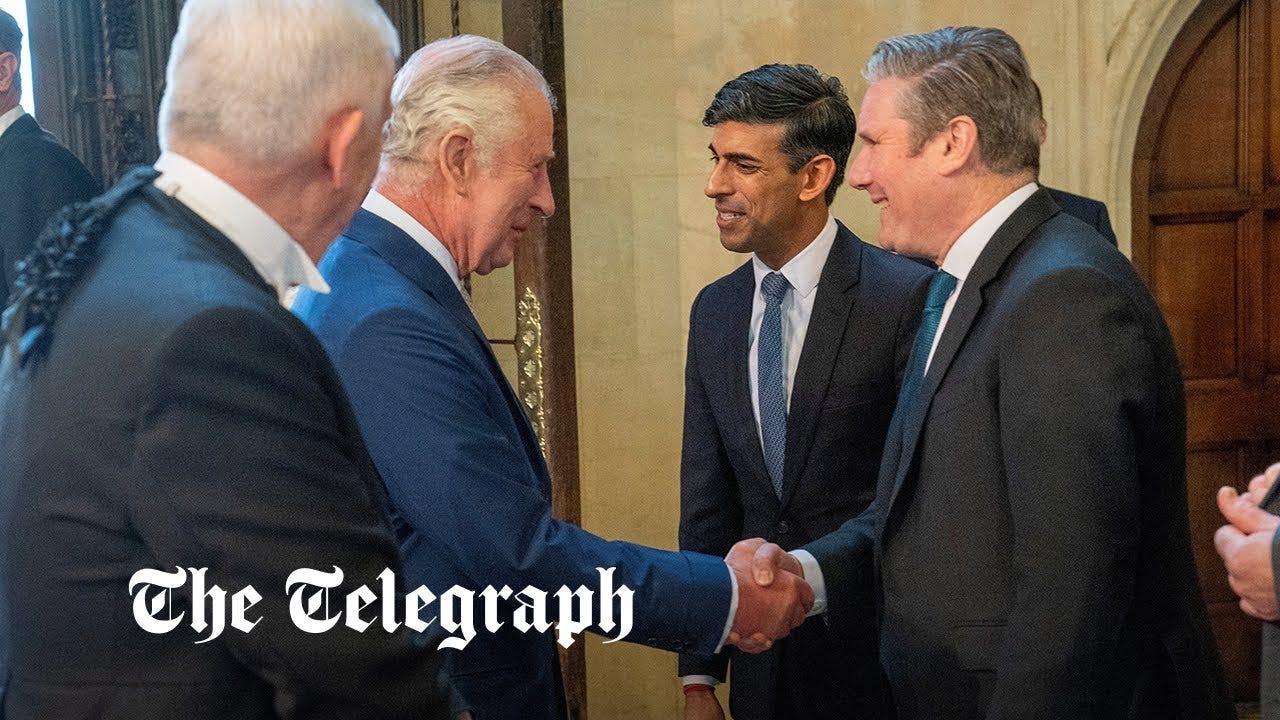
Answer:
[
  {"left": 897, "top": 269, "right": 958, "bottom": 409},
  {"left": 758, "top": 271, "right": 791, "bottom": 497}
]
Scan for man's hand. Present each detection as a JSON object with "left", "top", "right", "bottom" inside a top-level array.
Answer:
[
  {"left": 683, "top": 687, "right": 726, "bottom": 720},
  {"left": 1216, "top": 485, "right": 1280, "bottom": 621},
  {"left": 724, "top": 538, "right": 811, "bottom": 653},
  {"left": 1244, "top": 462, "right": 1280, "bottom": 505}
]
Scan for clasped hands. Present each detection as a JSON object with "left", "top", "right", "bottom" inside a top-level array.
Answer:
[
  {"left": 724, "top": 538, "right": 812, "bottom": 653},
  {"left": 1215, "top": 462, "right": 1280, "bottom": 621}
]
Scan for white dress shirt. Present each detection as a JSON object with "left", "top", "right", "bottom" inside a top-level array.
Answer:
[
  {"left": 748, "top": 215, "right": 837, "bottom": 446},
  {"left": 151, "top": 151, "right": 328, "bottom": 307},
  {"left": 793, "top": 183, "right": 1040, "bottom": 616},
  {"left": 0, "top": 105, "right": 24, "bottom": 138}
]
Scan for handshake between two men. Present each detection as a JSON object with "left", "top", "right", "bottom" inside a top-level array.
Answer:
[{"left": 724, "top": 538, "right": 813, "bottom": 653}]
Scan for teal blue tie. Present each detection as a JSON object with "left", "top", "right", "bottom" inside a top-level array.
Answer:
[
  {"left": 758, "top": 272, "right": 790, "bottom": 497},
  {"left": 898, "top": 270, "right": 958, "bottom": 408}
]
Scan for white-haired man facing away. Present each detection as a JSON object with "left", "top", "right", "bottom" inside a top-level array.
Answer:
[
  {"left": 294, "top": 34, "right": 815, "bottom": 720},
  {"left": 0, "top": 1, "right": 449, "bottom": 718}
]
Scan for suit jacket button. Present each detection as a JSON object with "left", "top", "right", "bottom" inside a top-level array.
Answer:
[{"left": 777, "top": 520, "right": 790, "bottom": 535}]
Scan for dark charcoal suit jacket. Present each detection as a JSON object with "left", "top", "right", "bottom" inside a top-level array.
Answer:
[
  {"left": 679, "top": 221, "right": 930, "bottom": 719},
  {"left": 0, "top": 113, "right": 99, "bottom": 293},
  {"left": 0, "top": 171, "right": 448, "bottom": 719},
  {"left": 806, "top": 189, "right": 1233, "bottom": 719}
]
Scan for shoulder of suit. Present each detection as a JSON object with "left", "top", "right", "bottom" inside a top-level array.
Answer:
[{"left": 694, "top": 257, "right": 754, "bottom": 304}]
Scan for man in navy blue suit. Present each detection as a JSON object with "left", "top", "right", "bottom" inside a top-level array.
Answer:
[
  {"left": 679, "top": 64, "right": 928, "bottom": 720},
  {"left": 293, "top": 35, "right": 814, "bottom": 720}
]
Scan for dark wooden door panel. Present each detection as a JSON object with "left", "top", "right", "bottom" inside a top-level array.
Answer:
[
  {"left": 1152, "top": 220, "right": 1239, "bottom": 379},
  {"left": 1134, "top": 0, "right": 1279, "bottom": 701},
  {"left": 1152, "top": 11, "right": 1239, "bottom": 192}
]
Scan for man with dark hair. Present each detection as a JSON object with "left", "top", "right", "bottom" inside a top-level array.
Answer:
[
  {"left": 0, "top": 8, "right": 98, "bottom": 294},
  {"left": 678, "top": 63, "right": 928, "bottom": 720},
  {"left": 738, "top": 28, "right": 1232, "bottom": 719}
]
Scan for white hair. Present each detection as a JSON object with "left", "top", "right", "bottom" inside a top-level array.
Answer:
[
  {"left": 158, "top": 0, "right": 399, "bottom": 163},
  {"left": 381, "top": 34, "right": 554, "bottom": 178}
]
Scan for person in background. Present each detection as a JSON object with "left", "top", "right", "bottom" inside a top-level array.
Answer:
[{"left": 0, "top": 8, "right": 98, "bottom": 293}]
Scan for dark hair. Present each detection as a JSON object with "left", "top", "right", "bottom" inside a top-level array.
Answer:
[
  {"left": 703, "top": 64, "right": 856, "bottom": 205},
  {"left": 0, "top": 9, "right": 21, "bottom": 98},
  {"left": 865, "top": 26, "right": 1041, "bottom": 175},
  {"left": 0, "top": 9, "right": 19, "bottom": 57}
]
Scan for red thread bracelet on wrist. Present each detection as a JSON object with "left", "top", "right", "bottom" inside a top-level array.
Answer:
[{"left": 683, "top": 683, "right": 715, "bottom": 695}]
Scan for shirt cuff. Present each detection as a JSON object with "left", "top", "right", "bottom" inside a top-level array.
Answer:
[
  {"left": 681, "top": 675, "right": 723, "bottom": 687},
  {"left": 715, "top": 560, "right": 739, "bottom": 653},
  {"left": 790, "top": 549, "right": 827, "bottom": 616}
]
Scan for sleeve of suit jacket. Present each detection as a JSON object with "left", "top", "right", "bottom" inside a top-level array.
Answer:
[
  {"left": 132, "top": 306, "right": 449, "bottom": 717},
  {"left": 334, "top": 306, "right": 733, "bottom": 656},
  {"left": 676, "top": 288, "right": 740, "bottom": 677},
  {"left": 980, "top": 267, "right": 1154, "bottom": 717}
]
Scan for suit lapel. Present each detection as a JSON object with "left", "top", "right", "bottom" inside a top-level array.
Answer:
[
  {"left": 885, "top": 189, "right": 1059, "bottom": 516},
  {"left": 342, "top": 209, "right": 552, "bottom": 494},
  {"left": 779, "top": 223, "right": 861, "bottom": 507},
  {"left": 717, "top": 262, "right": 774, "bottom": 493},
  {"left": 343, "top": 209, "right": 490, "bottom": 349}
]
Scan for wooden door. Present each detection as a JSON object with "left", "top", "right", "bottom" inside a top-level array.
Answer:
[{"left": 1132, "top": 0, "right": 1280, "bottom": 699}]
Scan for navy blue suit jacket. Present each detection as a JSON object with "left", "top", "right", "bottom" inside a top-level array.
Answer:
[
  {"left": 295, "top": 209, "right": 733, "bottom": 719},
  {"left": 679, "top": 222, "right": 928, "bottom": 718}
]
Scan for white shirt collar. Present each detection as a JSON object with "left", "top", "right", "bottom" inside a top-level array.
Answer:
[
  {"left": 361, "top": 189, "right": 467, "bottom": 297},
  {"left": 751, "top": 214, "right": 837, "bottom": 299},
  {"left": 152, "top": 151, "right": 328, "bottom": 306},
  {"left": 0, "top": 105, "right": 25, "bottom": 138},
  {"left": 939, "top": 183, "right": 1039, "bottom": 282}
]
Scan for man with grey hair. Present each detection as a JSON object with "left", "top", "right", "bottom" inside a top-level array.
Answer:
[
  {"left": 0, "top": 8, "right": 98, "bottom": 293},
  {"left": 0, "top": 1, "right": 448, "bottom": 717},
  {"left": 294, "top": 34, "right": 815, "bottom": 720},
  {"left": 738, "top": 26, "right": 1233, "bottom": 718}
]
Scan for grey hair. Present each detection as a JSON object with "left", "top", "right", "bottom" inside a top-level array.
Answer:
[
  {"left": 158, "top": 0, "right": 399, "bottom": 163},
  {"left": 381, "top": 34, "right": 555, "bottom": 179},
  {"left": 864, "top": 26, "right": 1040, "bottom": 175}
]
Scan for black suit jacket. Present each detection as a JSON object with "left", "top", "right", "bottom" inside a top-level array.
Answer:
[
  {"left": 679, "top": 221, "right": 929, "bottom": 719},
  {"left": 0, "top": 171, "right": 448, "bottom": 719},
  {"left": 0, "top": 114, "right": 99, "bottom": 293},
  {"left": 806, "top": 190, "right": 1232, "bottom": 719},
  {"left": 1043, "top": 185, "right": 1116, "bottom": 246}
]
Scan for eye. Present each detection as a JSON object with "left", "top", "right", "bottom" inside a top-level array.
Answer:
[{"left": 735, "top": 161, "right": 760, "bottom": 174}]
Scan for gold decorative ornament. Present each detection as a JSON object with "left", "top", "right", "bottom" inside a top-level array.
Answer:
[{"left": 516, "top": 287, "right": 548, "bottom": 457}]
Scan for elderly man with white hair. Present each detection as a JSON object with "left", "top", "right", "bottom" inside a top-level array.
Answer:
[
  {"left": 0, "top": 1, "right": 449, "bottom": 717},
  {"left": 294, "top": 34, "right": 815, "bottom": 720}
]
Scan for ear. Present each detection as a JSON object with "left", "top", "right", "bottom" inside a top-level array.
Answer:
[
  {"left": 0, "top": 52, "right": 16, "bottom": 95},
  {"left": 935, "top": 115, "right": 979, "bottom": 175},
  {"left": 437, "top": 128, "right": 476, "bottom": 196},
  {"left": 796, "top": 154, "right": 836, "bottom": 203},
  {"left": 322, "top": 107, "right": 365, "bottom": 186}
]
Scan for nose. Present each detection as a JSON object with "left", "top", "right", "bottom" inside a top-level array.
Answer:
[
  {"left": 705, "top": 159, "right": 729, "bottom": 198},
  {"left": 533, "top": 166, "right": 555, "bottom": 218},
  {"left": 847, "top": 145, "right": 871, "bottom": 191}
]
